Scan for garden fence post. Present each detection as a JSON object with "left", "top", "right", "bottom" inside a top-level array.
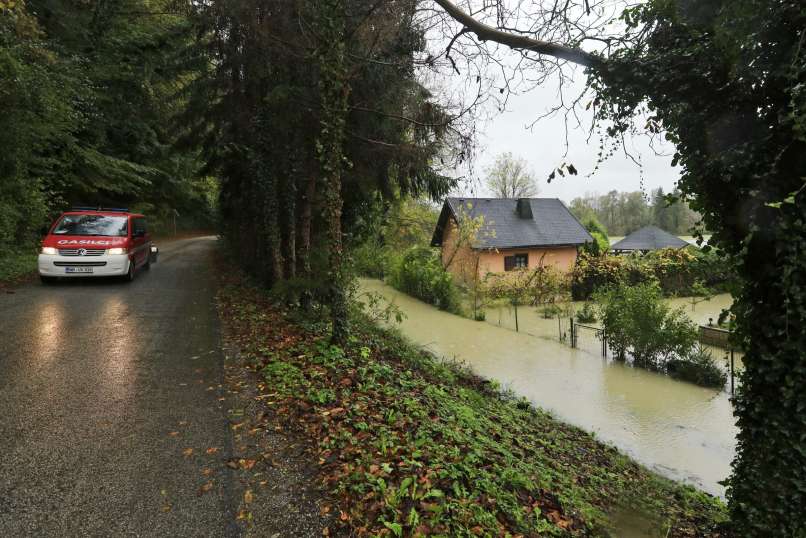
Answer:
[{"left": 570, "top": 318, "right": 575, "bottom": 348}]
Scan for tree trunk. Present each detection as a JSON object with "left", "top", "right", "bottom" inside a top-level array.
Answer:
[
  {"left": 314, "top": 0, "right": 350, "bottom": 344},
  {"left": 727, "top": 200, "right": 806, "bottom": 535},
  {"left": 297, "top": 171, "right": 316, "bottom": 309},
  {"left": 283, "top": 163, "right": 297, "bottom": 282},
  {"left": 259, "top": 158, "right": 283, "bottom": 286}
]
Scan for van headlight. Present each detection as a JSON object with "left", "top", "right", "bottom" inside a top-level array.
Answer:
[
  {"left": 41, "top": 247, "right": 57, "bottom": 255},
  {"left": 107, "top": 247, "right": 127, "bottom": 255}
]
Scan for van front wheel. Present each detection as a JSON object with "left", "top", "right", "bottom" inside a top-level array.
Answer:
[{"left": 123, "top": 260, "right": 135, "bottom": 282}]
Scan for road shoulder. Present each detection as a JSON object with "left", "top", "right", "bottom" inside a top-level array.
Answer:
[{"left": 219, "top": 306, "right": 332, "bottom": 536}]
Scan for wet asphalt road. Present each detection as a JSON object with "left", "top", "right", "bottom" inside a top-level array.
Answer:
[{"left": 0, "top": 237, "right": 238, "bottom": 537}]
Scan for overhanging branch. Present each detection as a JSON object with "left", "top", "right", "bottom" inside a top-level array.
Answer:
[{"left": 432, "top": 0, "right": 604, "bottom": 69}]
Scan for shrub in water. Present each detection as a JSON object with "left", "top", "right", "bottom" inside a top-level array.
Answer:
[
  {"left": 594, "top": 282, "right": 697, "bottom": 370},
  {"left": 667, "top": 344, "right": 728, "bottom": 389}
]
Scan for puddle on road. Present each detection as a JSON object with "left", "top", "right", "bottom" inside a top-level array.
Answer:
[{"left": 359, "top": 278, "right": 738, "bottom": 498}]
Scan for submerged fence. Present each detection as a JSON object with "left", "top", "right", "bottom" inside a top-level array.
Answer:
[
  {"left": 568, "top": 318, "right": 607, "bottom": 357},
  {"left": 563, "top": 317, "right": 738, "bottom": 394}
]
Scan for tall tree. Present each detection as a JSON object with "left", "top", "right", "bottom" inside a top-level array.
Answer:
[{"left": 187, "top": 0, "right": 461, "bottom": 340}]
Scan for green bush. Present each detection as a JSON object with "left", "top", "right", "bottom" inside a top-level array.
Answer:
[
  {"left": 575, "top": 302, "right": 597, "bottom": 323},
  {"left": 667, "top": 345, "right": 727, "bottom": 389},
  {"left": 387, "top": 246, "right": 459, "bottom": 312},
  {"left": 540, "top": 304, "right": 563, "bottom": 319},
  {"left": 351, "top": 239, "right": 388, "bottom": 278},
  {"left": 595, "top": 282, "right": 698, "bottom": 371},
  {"left": 0, "top": 249, "right": 37, "bottom": 283},
  {"left": 572, "top": 248, "right": 735, "bottom": 300}
]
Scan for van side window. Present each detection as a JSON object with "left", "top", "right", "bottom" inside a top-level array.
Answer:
[{"left": 133, "top": 218, "right": 147, "bottom": 235}]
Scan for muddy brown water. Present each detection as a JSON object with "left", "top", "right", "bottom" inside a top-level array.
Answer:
[
  {"left": 359, "top": 278, "right": 737, "bottom": 499},
  {"left": 484, "top": 293, "right": 742, "bottom": 369}
]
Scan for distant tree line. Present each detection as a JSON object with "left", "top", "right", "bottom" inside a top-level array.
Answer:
[{"left": 569, "top": 188, "right": 700, "bottom": 237}]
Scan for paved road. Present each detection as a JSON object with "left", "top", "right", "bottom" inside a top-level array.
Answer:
[{"left": 0, "top": 237, "right": 239, "bottom": 537}]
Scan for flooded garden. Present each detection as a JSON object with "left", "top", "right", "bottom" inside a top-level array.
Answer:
[{"left": 359, "top": 278, "right": 738, "bottom": 498}]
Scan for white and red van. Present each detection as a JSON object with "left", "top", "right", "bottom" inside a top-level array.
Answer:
[{"left": 38, "top": 208, "right": 155, "bottom": 283}]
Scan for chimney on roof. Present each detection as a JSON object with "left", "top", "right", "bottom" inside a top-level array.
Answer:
[{"left": 516, "top": 198, "right": 533, "bottom": 219}]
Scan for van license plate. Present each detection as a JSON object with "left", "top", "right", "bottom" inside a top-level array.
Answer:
[{"left": 65, "top": 267, "right": 93, "bottom": 273}]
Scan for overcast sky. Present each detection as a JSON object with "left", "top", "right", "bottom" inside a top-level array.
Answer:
[
  {"left": 453, "top": 79, "right": 682, "bottom": 203},
  {"left": 426, "top": 3, "right": 682, "bottom": 205}
]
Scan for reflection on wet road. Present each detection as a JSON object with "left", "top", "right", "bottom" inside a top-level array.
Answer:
[
  {"left": 0, "top": 237, "right": 237, "bottom": 536},
  {"left": 360, "top": 278, "right": 738, "bottom": 498}
]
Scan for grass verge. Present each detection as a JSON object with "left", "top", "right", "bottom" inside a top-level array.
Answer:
[
  {"left": 217, "top": 268, "right": 730, "bottom": 537},
  {"left": 0, "top": 248, "right": 37, "bottom": 286}
]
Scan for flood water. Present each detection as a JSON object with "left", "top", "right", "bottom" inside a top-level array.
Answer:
[
  {"left": 359, "top": 278, "right": 738, "bottom": 498},
  {"left": 483, "top": 293, "right": 741, "bottom": 368}
]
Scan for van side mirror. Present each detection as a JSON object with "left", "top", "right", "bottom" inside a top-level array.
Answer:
[
  {"left": 133, "top": 230, "right": 145, "bottom": 238},
  {"left": 39, "top": 226, "right": 49, "bottom": 236}
]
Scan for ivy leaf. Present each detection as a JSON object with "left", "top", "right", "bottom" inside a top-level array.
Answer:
[{"left": 383, "top": 522, "right": 403, "bottom": 537}]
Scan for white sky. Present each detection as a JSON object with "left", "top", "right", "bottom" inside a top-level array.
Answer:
[
  {"left": 452, "top": 78, "right": 682, "bottom": 203},
  {"left": 424, "top": 1, "right": 683, "bottom": 204},
  {"left": 472, "top": 87, "right": 681, "bottom": 203}
]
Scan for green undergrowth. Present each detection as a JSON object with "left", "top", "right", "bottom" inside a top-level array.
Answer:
[
  {"left": 0, "top": 248, "right": 36, "bottom": 284},
  {"left": 217, "top": 270, "right": 730, "bottom": 537}
]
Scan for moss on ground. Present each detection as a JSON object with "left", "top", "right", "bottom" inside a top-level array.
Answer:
[{"left": 217, "top": 269, "right": 730, "bottom": 537}]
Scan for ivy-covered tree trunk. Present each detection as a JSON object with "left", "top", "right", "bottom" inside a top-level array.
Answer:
[
  {"left": 297, "top": 171, "right": 316, "bottom": 309},
  {"left": 728, "top": 202, "right": 806, "bottom": 535},
  {"left": 314, "top": 0, "right": 351, "bottom": 343}
]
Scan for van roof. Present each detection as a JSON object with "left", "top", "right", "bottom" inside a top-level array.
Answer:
[{"left": 62, "top": 210, "right": 144, "bottom": 218}]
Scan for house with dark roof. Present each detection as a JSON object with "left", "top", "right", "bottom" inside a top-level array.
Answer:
[
  {"left": 430, "top": 197, "right": 593, "bottom": 278},
  {"left": 610, "top": 225, "right": 689, "bottom": 254}
]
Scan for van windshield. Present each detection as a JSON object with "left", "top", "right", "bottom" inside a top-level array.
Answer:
[{"left": 52, "top": 214, "right": 128, "bottom": 237}]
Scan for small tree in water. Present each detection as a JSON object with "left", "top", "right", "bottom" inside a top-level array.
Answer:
[{"left": 594, "top": 282, "right": 697, "bottom": 370}]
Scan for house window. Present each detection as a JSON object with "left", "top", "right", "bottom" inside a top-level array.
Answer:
[{"left": 504, "top": 253, "right": 528, "bottom": 271}]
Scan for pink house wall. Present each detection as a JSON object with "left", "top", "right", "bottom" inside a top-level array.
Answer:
[
  {"left": 440, "top": 219, "right": 579, "bottom": 280},
  {"left": 476, "top": 246, "right": 579, "bottom": 274}
]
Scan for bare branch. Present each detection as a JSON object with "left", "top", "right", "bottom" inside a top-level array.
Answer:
[{"left": 432, "top": 0, "right": 605, "bottom": 68}]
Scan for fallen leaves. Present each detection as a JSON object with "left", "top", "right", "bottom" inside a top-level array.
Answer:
[
  {"left": 198, "top": 481, "right": 214, "bottom": 495},
  {"left": 206, "top": 447, "right": 220, "bottom": 455},
  {"left": 226, "top": 458, "right": 257, "bottom": 470},
  {"left": 168, "top": 431, "right": 180, "bottom": 437},
  {"left": 182, "top": 448, "right": 194, "bottom": 457},
  {"left": 244, "top": 489, "right": 254, "bottom": 504},
  {"left": 236, "top": 509, "right": 251, "bottom": 521}
]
